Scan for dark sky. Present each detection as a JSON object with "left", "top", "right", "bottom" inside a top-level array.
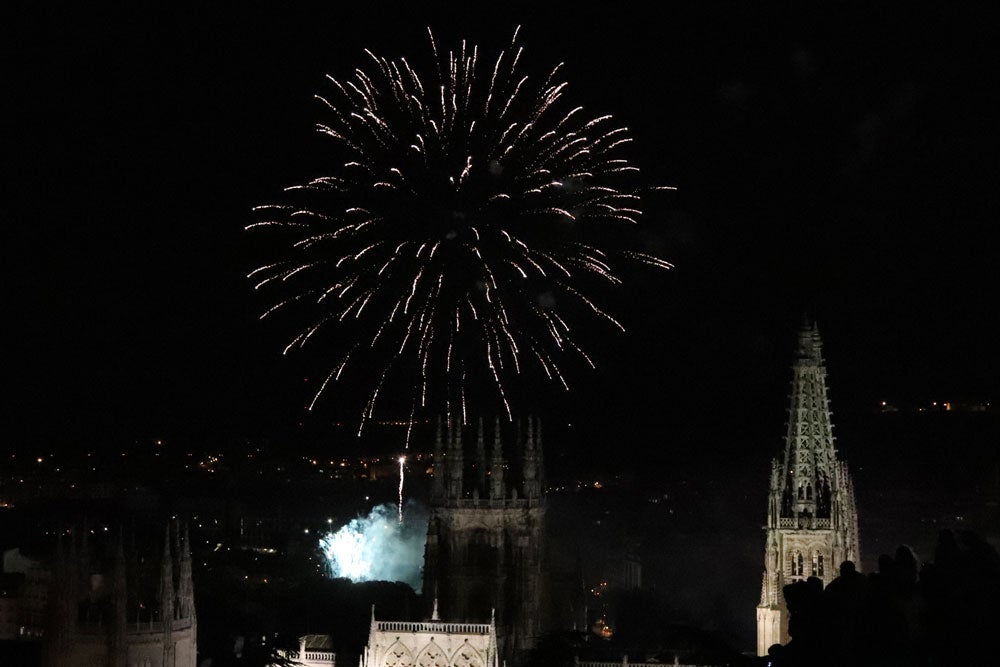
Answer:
[{"left": 10, "top": 2, "right": 997, "bottom": 457}]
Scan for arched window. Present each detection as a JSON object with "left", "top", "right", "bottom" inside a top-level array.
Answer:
[
  {"left": 806, "top": 483, "right": 813, "bottom": 500},
  {"left": 790, "top": 550, "right": 803, "bottom": 577},
  {"left": 797, "top": 484, "right": 805, "bottom": 500},
  {"left": 817, "top": 554, "right": 824, "bottom": 577}
]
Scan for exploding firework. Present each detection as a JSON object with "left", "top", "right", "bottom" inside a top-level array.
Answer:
[{"left": 249, "top": 27, "right": 672, "bottom": 434}]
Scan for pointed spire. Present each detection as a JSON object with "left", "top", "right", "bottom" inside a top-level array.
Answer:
[
  {"left": 182, "top": 522, "right": 191, "bottom": 560},
  {"left": 159, "top": 525, "right": 174, "bottom": 624},
  {"left": 522, "top": 415, "right": 541, "bottom": 500},
  {"left": 431, "top": 416, "right": 446, "bottom": 503},
  {"left": 758, "top": 322, "right": 861, "bottom": 653},
  {"left": 447, "top": 420, "right": 464, "bottom": 500},
  {"left": 178, "top": 521, "right": 195, "bottom": 620},
  {"left": 491, "top": 417, "right": 505, "bottom": 501},
  {"left": 493, "top": 417, "right": 502, "bottom": 457},
  {"left": 778, "top": 321, "right": 840, "bottom": 523},
  {"left": 476, "top": 417, "right": 487, "bottom": 494},
  {"left": 159, "top": 525, "right": 177, "bottom": 662},
  {"left": 172, "top": 518, "right": 181, "bottom": 567},
  {"left": 795, "top": 316, "right": 823, "bottom": 363},
  {"left": 432, "top": 596, "right": 440, "bottom": 621}
]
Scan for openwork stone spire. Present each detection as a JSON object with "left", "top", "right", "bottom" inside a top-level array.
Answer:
[
  {"left": 756, "top": 321, "right": 860, "bottom": 656},
  {"left": 778, "top": 321, "right": 840, "bottom": 521}
]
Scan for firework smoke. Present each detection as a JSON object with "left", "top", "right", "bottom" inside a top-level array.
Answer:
[
  {"left": 319, "top": 501, "right": 429, "bottom": 589},
  {"left": 250, "top": 27, "right": 673, "bottom": 432}
]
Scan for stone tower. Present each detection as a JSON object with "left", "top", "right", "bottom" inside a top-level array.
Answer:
[
  {"left": 42, "top": 521, "right": 197, "bottom": 667},
  {"left": 756, "top": 322, "right": 860, "bottom": 656},
  {"left": 423, "top": 416, "right": 546, "bottom": 663}
]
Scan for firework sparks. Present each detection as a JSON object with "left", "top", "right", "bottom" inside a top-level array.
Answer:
[{"left": 249, "top": 27, "right": 673, "bottom": 431}]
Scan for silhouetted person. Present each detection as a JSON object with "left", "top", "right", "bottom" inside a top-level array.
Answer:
[
  {"left": 822, "top": 560, "right": 867, "bottom": 662},
  {"left": 772, "top": 533, "right": 1000, "bottom": 666},
  {"left": 922, "top": 530, "right": 1000, "bottom": 664},
  {"left": 778, "top": 579, "right": 830, "bottom": 666}
]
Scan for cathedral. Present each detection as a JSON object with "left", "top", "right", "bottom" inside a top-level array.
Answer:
[
  {"left": 42, "top": 522, "right": 197, "bottom": 667},
  {"left": 756, "top": 322, "right": 861, "bottom": 656},
  {"left": 422, "top": 416, "right": 547, "bottom": 663}
]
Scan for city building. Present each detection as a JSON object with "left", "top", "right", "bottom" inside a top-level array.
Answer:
[{"left": 756, "top": 322, "right": 861, "bottom": 655}]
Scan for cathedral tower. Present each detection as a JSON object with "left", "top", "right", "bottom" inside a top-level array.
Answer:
[
  {"left": 423, "top": 416, "right": 546, "bottom": 664},
  {"left": 42, "top": 521, "right": 197, "bottom": 667},
  {"left": 756, "top": 322, "right": 860, "bottom": 656}
]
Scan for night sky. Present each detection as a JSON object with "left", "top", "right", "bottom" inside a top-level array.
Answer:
[
  {"left": 8, "top": 2, "right": 1000, "bottom": 653},
  {"left": 11, "top": 3, "right": 997, "bottom": 457}
]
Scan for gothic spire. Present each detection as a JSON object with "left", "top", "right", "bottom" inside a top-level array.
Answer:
[
  {"left": 491, "top": 416, "right": 505, "bottom": 500},
  {"left": 757, "top": 322, "right": 861, "bottom": 655},
  {"left": 159, "top": 525, "right": 174, "bottom": 623},
  {"left": 178, "top": 521, "right": 195, "bottom": 620},
  {"left": 431, "top": 416, "right": 445, "bottom": 502},
  {"left": 522, "top": 416, "right": 541, "bottom": 500},
  {"left": 447, "top": 419, "right": 464, "bottom": 500},
  {"left": 476, "top": 417, "right": 488, "bottom": 494},
  {"left": 779, "top": 321, "right": 839, "bottom": 520},
  {"left": 160, "top": 524, "right": 176, "bottom": 664}
]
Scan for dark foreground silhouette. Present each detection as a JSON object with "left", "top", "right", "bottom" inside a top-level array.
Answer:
[{"left": 768, "top": 530, "right": 1000, "bottom": 666}]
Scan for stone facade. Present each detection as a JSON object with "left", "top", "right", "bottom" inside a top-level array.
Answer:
[
  {"left": 361, "top": 612, "right": 499, "bottom": 667},
  {"left": 41, "top": 522, "right": 197, "bottom": 667},
  {"left": 422, "top": 416, "right": 546, "bottom": 663},
  {"left": 277, "top": 634, "right": 336, "bottom": 666},
  {"left": 756, "top": 323, "right": 860, "bottom": 656}
]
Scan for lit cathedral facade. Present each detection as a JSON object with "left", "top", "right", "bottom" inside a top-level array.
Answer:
[{"left": 756, "top": 323, "right": 860, "bottom": 656}]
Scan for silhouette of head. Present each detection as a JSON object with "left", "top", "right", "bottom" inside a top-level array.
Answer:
[
  {"left": 878, "top": 554, "right": 893, "bottom": 573},
  {"left": 839, "top": 560, "right": 856, "bottom": 576}
]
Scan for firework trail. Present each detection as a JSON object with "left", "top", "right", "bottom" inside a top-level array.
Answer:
[
  {"left": 249, "top": 27, "right": 673, "bottom": 432},
  {"left": 397, "top": 454, "right": 406, "bottom": 523}
]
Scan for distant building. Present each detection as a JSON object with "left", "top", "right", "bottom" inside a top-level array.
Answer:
[
  {"left": 755, "top": 322, "right": 861, "bottom": 655},
  {"left": 0, "top": 548, "right": 49, "bottom": 640},
  {"left": 361, "top": 608, "right": 499, "bottom": 667}
]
